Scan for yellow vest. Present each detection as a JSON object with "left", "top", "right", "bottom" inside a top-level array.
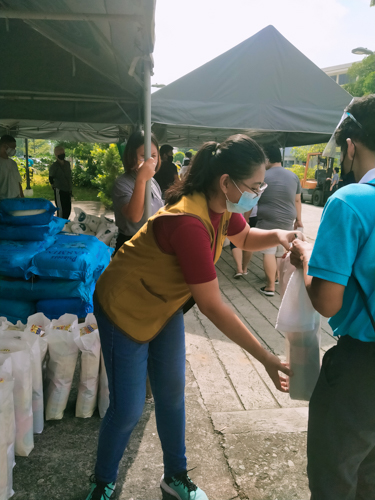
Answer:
[{"left": 96, "top": 192, "right": 231, "bottom": 343}]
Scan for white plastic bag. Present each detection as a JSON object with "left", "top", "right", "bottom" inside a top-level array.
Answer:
[
  {"left": 0, "top": 340, "right": 33, "bottom": 456},
  {"left": 0, "top": 357, "right": 15, "bottom": 500},
  {"left": 98, "top": 351, "right": 109, "bottom": 418},
  {"left": 74, "top": 314, "right": 101, "bottom": 418},
  {"left": 276, "top": 268, "right": 321, "bottom": 401},
  {"left": 45, "top": 314, "right": 79, "bottom": 420},
  {"left": 278, "top": 252, "right": 296, "bottom": 299},
  {"left": 0, "top": 325, "right": 44, "bottom": 434}
]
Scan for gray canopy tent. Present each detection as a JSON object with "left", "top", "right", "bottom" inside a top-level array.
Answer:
[
  {"left": 0, "top": 0, "right": 156, "bottom": 214},
  {"left": 152, "top": 25, "right": 352, "bottom": 148}
]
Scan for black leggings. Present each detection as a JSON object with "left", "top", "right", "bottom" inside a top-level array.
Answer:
[{"left": 114, "top": 233, "right": 133, "bottom": 255}]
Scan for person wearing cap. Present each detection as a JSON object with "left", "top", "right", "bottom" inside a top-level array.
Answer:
[
  {"left": 291, "top": 94, "right": 375, "bottom": 500},
  {"left": 49, "top": 145, "right": 73, "bottom": 219}
]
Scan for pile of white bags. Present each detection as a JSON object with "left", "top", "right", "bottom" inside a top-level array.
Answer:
[
  {"left": 276, "top": 266, "right": 321, "bottom": 401},
  {"left": 64, "top": 209, "right": 118, "bottom": 247},
  {"left": 0, "top": 311, "right": 109, "bottom": 498}
]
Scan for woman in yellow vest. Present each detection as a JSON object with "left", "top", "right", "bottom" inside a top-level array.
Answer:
[{"left": 86, "top": 135, "right": 301, "bottom": 500}]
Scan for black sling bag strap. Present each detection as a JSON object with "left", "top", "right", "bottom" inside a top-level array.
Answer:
[{"left": 353, "top": 276, "right": 375, "bottom": 334}]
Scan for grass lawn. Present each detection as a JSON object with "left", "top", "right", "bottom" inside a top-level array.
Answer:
[{"left": 22, "top": 174, "right": 99, "bottom": 202}]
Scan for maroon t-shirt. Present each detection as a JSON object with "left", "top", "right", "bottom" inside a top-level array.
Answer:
[{"left": 153, "top": 211, "right": 246, "bottom": 284}]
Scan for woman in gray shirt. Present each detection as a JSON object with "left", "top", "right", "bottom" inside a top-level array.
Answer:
[{"left": 112, "top": 131, "right": 164, "bottom": 254}]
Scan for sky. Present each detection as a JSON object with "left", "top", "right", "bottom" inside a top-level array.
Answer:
[{"left": 151, "top": 0, "right": 375, "bottom": 88}]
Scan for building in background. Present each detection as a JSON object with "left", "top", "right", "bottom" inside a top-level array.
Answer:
[{"left": 321, "top": 62, "right": 356, "bottom": 86}]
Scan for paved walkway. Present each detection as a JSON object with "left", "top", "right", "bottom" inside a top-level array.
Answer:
[{"left": 13, "top": 202, "right": 329, "bottom": 500}]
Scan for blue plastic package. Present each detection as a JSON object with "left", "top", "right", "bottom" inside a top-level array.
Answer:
[
  {"left": 0, "top": 217, "right": 67, "bottom": 241},
  {"left": 0, "top": 198, "right": 56, "bottom": 225},
  {"left": 28, "top": 234, "right": 113, "bottom": 283},
  {"left": 0, "top": 298, "right": 36, "bottom": 323},
  {"left": 0, "top": 276, "right": 95, "bottom": 302},
  {"left": 36, "top": 297, "right": 93, "bottom": 320},
  {"left": 0, "top": 236, "right": 56, "bottom": 278}
]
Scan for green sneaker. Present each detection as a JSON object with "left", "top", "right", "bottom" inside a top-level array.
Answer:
[
  {"left": 160, "top": 471, "right": 208, "bottom": 500},
  {"left": 86, "top": 475, "right": 116, "bottom": 500}
]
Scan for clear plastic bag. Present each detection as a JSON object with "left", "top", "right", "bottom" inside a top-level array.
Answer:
[
  {"left": 278, "top": 252, "right": 296, "bottom": 300},
  {"left": 74, "top": 314, "right": 100, "bottom": 418},
  {"left": 276, "top": 268, "right": 321, "bottom": 401}
]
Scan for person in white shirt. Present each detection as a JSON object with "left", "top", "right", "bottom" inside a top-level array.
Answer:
[{"left": 0, "top": 135, "right": 24, "bottom": 200}]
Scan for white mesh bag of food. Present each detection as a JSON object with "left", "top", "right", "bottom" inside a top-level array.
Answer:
[
  {"left": 45, "top": 314, "right": 79, "bottom": 420},
  {"left": 276, "top": 268, "right": 321, "bottom": 401},
  {"left": 0, "top": 357, "right": 15, "bottom": 500},
  {"left": 74, "top": 314, "right": 101, "bottom": 418},
  {"left": 0, "top": 340, "right": 33, "bottom": 456},
  {"left": 98, "top": 351, "right": 109, "bottom": 419}
]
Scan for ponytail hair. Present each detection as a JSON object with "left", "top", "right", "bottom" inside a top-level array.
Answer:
[{"left": 165, "top": 134, "right": 266, "bottom": 205}]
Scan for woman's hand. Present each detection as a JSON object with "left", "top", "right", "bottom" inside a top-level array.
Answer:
[
  {"left": 262, "top": 351, "right": 291, "bottom": 392},
  {"left": 137, "top": 157, "right": 156, "bottom": 182},
  {"left": 290, "top": 239, "right": 313, "bottom": 269},
  {"left": 276, "top": 229, "right": 305, "bottom": 253}
]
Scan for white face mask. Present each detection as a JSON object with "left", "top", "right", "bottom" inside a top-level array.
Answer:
[{"left": 6, "top": 147, "right": 16, "bottom": 157}]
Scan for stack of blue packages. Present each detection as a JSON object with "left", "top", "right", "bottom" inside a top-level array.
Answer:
[{"left": 0, "top": 198, "right": 113, "bottom": 321}]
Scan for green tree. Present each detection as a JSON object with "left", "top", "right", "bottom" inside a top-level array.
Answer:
[
  {"left": 343, "top": 54, "right": 375, "bottom": 97},
  {"left": 173, "top": 151, "right": 185, "bottom": 163},
  {"left": 91, "top": 144, "right": 123, "bottom": 208},
  {"left": 290, "top": 143, "right": 327, "bottom": 163}
]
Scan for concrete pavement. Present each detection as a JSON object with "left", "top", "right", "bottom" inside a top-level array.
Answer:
[{"left": 12, "top": 201, "right": 330, "bottom": 500}]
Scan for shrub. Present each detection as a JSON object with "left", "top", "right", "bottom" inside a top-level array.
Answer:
[
  {"left": 91, "top": 144, "right": 123, "bottom": 209},
  {"left": 285, "top": 164, "right": 316, "bottom": 180}
]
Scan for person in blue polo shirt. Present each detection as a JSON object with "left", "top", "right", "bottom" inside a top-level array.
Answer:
[{"left": 291, "top": 94, "right": 375, "bottom": 500}]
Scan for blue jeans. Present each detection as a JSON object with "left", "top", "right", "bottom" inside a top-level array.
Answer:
[{"left": 94, "top": 299, "right": 187, "bottom": 483}]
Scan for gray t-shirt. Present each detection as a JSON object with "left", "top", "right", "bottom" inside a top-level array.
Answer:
[
  {"left": 49, "top": 160, "right": 73, "bottom": 192},
  {"left": 332, "top": 173, "right": 339, "bottom": 186},
  {"left": 0, "top": 157, "right": 22, "bottom": 200},
  {"left": 112, "top": 172, "right": 164, "bottom": 236},
  {"left": 256, "top": 166, "right": 301, "bottom": 230}
]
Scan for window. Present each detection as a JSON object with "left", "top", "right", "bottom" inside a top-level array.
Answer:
[
  {"left": 330, "top": 74, "right": 338, "bottom": 82},
  {"left": 338, "top": 73, "right": 348, "bottom": 85}
]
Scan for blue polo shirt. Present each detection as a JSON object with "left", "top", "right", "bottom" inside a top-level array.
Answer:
[{"left": 308, "top": 179, "right": 375, "bottom": 342}]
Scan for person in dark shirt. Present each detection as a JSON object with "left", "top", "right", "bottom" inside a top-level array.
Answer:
[{"left": 153, "top": 144, "right": 178, "bottom": 197}]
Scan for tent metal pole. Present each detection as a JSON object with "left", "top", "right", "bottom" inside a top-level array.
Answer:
[
  {"left": 143, "top": 58, "right": 152, "bottom": 220},
  {"left": 25, "top": 137, "right": 31, "bottom": 190},
  {"left": 282, "top": 147, "right": 285, "bottom": 166}
]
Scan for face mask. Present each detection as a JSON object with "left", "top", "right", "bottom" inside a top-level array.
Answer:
[
  {"left": 57, "top": 153, "right": 66, "bottom": 161},
  {"left": 340, "top": 151, "right": 356, "bottom": 186},
  {"left": 225, "top": 179, "right": 260, "bottom": 214},
  {"left": 6, "top": 147, "right": 16, "bottom": 157}
]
